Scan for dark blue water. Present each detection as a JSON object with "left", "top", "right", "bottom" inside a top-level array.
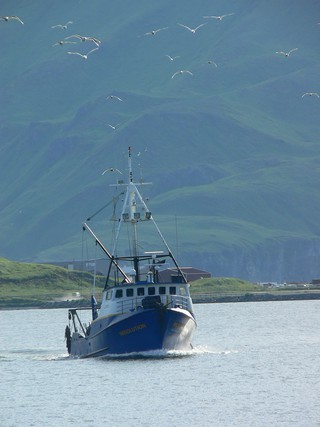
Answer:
[{"left": 1, "top": 301, "right": 319, "bottom": 426}]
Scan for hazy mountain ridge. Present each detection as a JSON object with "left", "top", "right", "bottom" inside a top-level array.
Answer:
[{"left": 1, "top": 0, "right": 320, "bottom": 281}]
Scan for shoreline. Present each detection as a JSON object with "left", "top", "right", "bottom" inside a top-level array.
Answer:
[
  {"left": 1, "top": 290, "right": 320, "bottom": 310},
  {"left": 192, "top": 290, "right": 320, "bottom": 304}
]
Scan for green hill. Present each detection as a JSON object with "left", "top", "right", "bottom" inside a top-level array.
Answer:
[
  {"left": 0, "top": 257, "right": 104, "bottom": 308},
  {"left": 190, "top": 277, "right": 260, "bottom": 294},
  {"left": 0, "top": 257, "right": 257, "bottom": 308},
  {"left": 1, "top": 1, "right": 320, "bottom": 282}
]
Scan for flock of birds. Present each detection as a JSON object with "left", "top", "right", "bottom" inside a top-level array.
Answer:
[
  {"left": 51, "top": 21, "right": 102, "bottom": 59},
  {"left": 2, "top": 8, "right": 320, "bottom": 149},
  {"left": 2, "top": 8, "right": 319, "bottom": 176},
  {"left": 43, "top": 13, "right": 240, "bottom": 132},
  {"left": 2, "top": 12, "right": 319, "bottom": 100}
]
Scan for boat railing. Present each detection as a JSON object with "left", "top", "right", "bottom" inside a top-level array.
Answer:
[{"left": 115, "top": 294, "right": 190, "bottom": 314}]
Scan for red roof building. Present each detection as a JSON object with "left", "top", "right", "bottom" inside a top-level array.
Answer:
[{"left": 158, "top": 267, "right": 211, "bottom": 283}]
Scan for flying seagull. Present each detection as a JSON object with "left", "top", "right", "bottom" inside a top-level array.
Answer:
[
  {"left": 106, "top": 95, "right": 123, "bottom": 101},
  {"left": 165, "top": 54, "right": 180, "bottom": 61},
  {"left": 53, "top": 40, "right": 77, "bottom": 47},
  {"left": 177, "top": 23, "right": 207, "bottom": 33},
  {"left": 207, "top": 60, "right": 218, "bottom": 67},
  {"left": 107, "top": 123, "right": 120, "bottom": 130},
  {"left": 67, "top": 47, "right": 99, "bottom": 59},
  {"left": 171, "top": 70, "right": 193, "bottom": 79},
  {"left": 102, "top": 168, "right": 122, "bottom": 175},
  {"left": 276, "top": 48, "right": 298, "bottom": 57},
  {"left": 143, "top": 27, "right": 168, "bottom": 36},
  {"left": 65, "top": 34, "right": 101, "bottom": 46},
  {"left": 203, "top": 13, "right": 235, "bottom": 20},
  {"left": 1, "top": 16, "right": 24, "bottom": 24},
  {"left": 51, "top": 21, "right": 73, "bottom": 29},
  {"left": 301, "top": 92, "right": 320, "bottom": 98}
]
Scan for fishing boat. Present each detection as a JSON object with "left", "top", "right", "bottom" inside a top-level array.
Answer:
[{"left": 65, "top": 146, "right": 197, "bottom": 357}]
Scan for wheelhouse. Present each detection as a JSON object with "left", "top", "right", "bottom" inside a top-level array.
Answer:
[{"left": 100, "top": 281, "right": 192, "bottom": 317}]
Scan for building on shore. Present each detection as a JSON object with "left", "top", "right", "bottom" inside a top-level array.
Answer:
[{"left": 44, "top": 260, "right": 211, "bottom": 282}]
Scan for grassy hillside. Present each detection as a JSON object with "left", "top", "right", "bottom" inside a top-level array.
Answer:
[
  {"left": 0, "top": 257, "right": 257, "bottom": 307},
  {"left": 1, "top": 0, "right": 320, "bottom": 281},
  {"left": 0, "top": 257, "right": 260, "bottom": 308},
  {"left": 0, "top": 257, "right": 104, "bottom": 307},
  {"left": 190, "top": 277, "right": 260, "bottom": 294}
]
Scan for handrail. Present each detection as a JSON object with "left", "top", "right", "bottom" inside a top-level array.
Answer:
[{"left": 115, "top": 295, "right": 190, "bottom": 314}]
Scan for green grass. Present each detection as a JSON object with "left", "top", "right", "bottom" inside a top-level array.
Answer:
[
  {"left": 0, "top": 257, "right": 259, "bottom": 307},
  {"left": 190, "top": 277, "right": 260, "bottom": 295},
  {"left": 0, "top": 257, "right": 318, "bottom": 309},
  {"left": 0, "top": 258, "right": 104, "bottom": 307},
  {"left": 1, "top": 0, "right": 320, "bottom": 282}
]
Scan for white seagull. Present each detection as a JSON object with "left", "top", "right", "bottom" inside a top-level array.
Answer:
[
  {"left": 144, "top": 27, "right": 168, "bottom": 36},
  {"left": 106, "top": 95, "right": 123, "bottom": 101},
  {"left": 53, "top": 40, "right": 77, "bottom": 47},
  {"left": 102, "top": 168, "right": 122, "bottom": 175},
  {"left": 177, "top": 23, "right": 207, "bottom": 34},
  {"left": 301, "top": 92, "right": 320, "bottom": 98},
  {"left": 51, "top": 21, "right": 73, "bottom": 29},
  {"left": 171, "top": 70, "right": 193, "bottom": 79},
  {"left": 207, "top": 60, "right": 218, "bottom": 67},
  {"left": 165, "top": 54, "right": 180, "bottom": 61},
  {"left": 276, "top": 48, "right": 298, "bottom": 57},
  {"left": 67, "top": 47, "right": 99, "bottom": 59},
  {"left": 1, "top": 15, "right": 24, "bottom": 24},
  {"left": 65, "top": 34, "right": 101, "bottom": 46},
  {"left": 107, "top": 123, "right": 120, "bottom": 130},
  {"left": 203, "top": 13, "right": 235, "bottom": 20}
]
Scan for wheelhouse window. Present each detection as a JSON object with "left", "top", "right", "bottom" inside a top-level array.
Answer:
[
  {"left": 169, "top": 286, "right": 176, "bottom": 295},
  {"left": 115, "top": 289, "right": 123, "bottom": 298},
  {"left": 148, "top": 287, "right": 155, "bottom": 296},
  {"left": 105, "top": 290, "right": 113, "bottom": 300},
  {"left": 179, "top": 286, "right": 187, "bottom": 296},
  {"left": 126, "top": 288, "right": 134, "bottom": 297},
  {"left": 159, "top": 286, "right": 166, "bottom": 295},
  {"left": 137, "top": 287, "right": 145, "bottom": 296}
]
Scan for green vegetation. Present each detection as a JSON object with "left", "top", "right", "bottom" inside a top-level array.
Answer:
[
  {"left": 0, "top": 257, "right": 260, "bottom": 308},
  {"left": 0, "top": 258, "right": 104, "bottom": 308},
  {"left": 190, "top": 277, "right": 261, "bottom": 294},
  {"left": 0, "top": 258, "right": 319, "bottom": 309},
  {"left": 1, "top": 1, "right": 320, "bottom": 282}
]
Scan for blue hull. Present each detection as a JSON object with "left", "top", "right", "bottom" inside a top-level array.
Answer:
[{"left": 69, "top": 307, "right": 196, "bottom": 358}]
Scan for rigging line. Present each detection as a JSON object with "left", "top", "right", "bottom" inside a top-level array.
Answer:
[
  {"left": 92, "top": 242, "right": 97, "bottom": 297},
  {"left": 83, "top": 222, "right": 131, "bottom": 283},
  {"left": 83, "top": 230, "right": 94, "bottom": 300},
  {"left": 86, "top": 191, "right": 124, "bottom": 221},
  {"left": 79, "top": 227, "right": 86, "bottom": 317},
  {"left": 175, "top": 214, "right": 180, "bottom": 260},
  {"left": 125, "top": 221, "right": 133, "bottom": 258},
  {"left": 111, "top": 190, "right": 123, "bottom": 252}
]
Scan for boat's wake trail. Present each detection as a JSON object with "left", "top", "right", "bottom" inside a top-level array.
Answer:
[
  {"left": 0, "top": 349, "right": 70, "bottom": 362},
  {"left": 33, "top": 353, "right": 71, "bottom": 361},
  {"left": 191, "top": 345, "right": 239, "bottom": 355},
  {"left": 98, "top": 349, "right": 195, "bottom": 360},
  {"left": 96, "top": 347, "right": 238, "bottom": 360}
]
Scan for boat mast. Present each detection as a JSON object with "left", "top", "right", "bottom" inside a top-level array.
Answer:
[
  {"left": 128, "top": 147, "right": 138, "bottom": 253},
  {"left": 111, "top": 147, "right": 141, "bottom": 281},
  {"left": 128, "top": 146, "right": 140, "bottom": 280},
  {"left": 111, "top": 146, "right": 187, "bottom": 283}
]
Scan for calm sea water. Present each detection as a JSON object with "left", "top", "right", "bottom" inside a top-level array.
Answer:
[{"left": 1, "top": 301, "right": 319, "bottom": 427}]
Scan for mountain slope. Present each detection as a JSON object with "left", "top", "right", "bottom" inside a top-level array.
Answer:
[{"left": 1, "top": 0, "right": 320, "bottom": 281}]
